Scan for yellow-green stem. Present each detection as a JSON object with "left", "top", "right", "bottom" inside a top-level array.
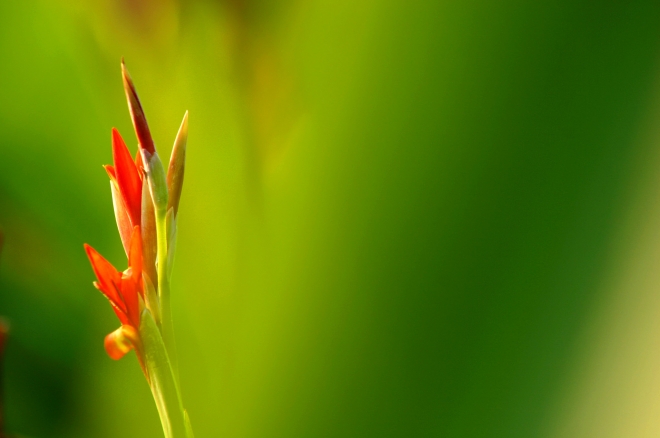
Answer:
[
  {"left": 140, "top": 310, "right": 187, "bottom": 438},
  {"left": 155, "top": 209, "right": 179, "bottom": 379}
]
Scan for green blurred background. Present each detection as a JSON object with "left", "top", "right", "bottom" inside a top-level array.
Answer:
[{"left": 2, "top": 1, "right": 660, "bottom": 437}]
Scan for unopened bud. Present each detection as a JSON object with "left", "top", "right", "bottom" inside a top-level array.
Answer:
[
  {"left": 167, "top": 111, "right": 188, "bottom": 217},
  {"left": 121, "top": 60, "right": 155, "bottom": 155},
  {"left": 141, "top": 149, "right": 169, "bottom": 217}
]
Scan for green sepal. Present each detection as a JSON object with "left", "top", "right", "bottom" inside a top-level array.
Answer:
[
  {"left": 141, "top": 175, "right": 158, "bottom": 290},
  {"left": 142, "top": 273, "right": 161, "bottom": 327},
  {"left": 166, "top": 207, "right": 177, "bottom": 280},
  {"left": 139, "top": 309, "right": 186, "bottom": 438},
  {"left": 141, "top": 149, "right": 169, "bottom": 218}
]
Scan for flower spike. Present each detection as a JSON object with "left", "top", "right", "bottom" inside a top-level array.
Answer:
[{"left": 85, "top": 60, "right": 192, "bottom": 438}]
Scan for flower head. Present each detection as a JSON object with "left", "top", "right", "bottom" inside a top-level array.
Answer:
[
  {"left": 84, "top": 226, "right": 143, "bottom": 361},
  {"left": 84, "top": 61, "right": 187, "bottom": 364},
  {"left": 104, "top": 128, "right": 144, "bottom": 255},
  {"left": 83, "top": 59, "right": 193, "bottom": 438}
]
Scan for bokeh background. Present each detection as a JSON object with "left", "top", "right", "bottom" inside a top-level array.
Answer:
[{"left": 2, "top": 1, "right": 660, "bottom": 437}]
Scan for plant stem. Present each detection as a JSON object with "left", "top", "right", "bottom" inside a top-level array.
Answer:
[
  {"left": 155, "top": 210, "right": 179, "bottom": 379},
  {"left": 140, "top": 310, "right": 187, "bottom": 438}
]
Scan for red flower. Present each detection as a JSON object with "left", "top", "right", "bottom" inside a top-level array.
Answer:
[
  {"left": 84, "top": 226, "right": 144, "bottom": 362},
  {"left": 84, "top": 125, "right": 149, "bottom": 365},
  {"left": 104, "top": 128, "right": 144, "bottom": 255},
  {"left": 83, "top": 62, "right": 194, "bottom": 437}
]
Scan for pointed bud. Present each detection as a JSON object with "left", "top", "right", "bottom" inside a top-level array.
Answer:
[
  {"left": 167, "top": 111, "right": 188, "bottom": 217},
  {"left": 141, "top": 149, "right": 169, "bottom": 217},
  {"left": 121, "top": 60, "right": 155, "bottom": 154},
  {"left": 104, "top": 325, "right": 138, "bottom": 360}
]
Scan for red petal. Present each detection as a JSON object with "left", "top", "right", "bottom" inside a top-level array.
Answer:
[
  {"left": 84, "top": 244, "right": 126, "bottom": 314},
  {"left": 118, "top": 226, "right": 143, "bottom": 326},
  {"left": 112, "top": 128, "right": 142, "bottom": 227},
  {"left": 104, "top": 165, "right": 117, "bottom": 183},
  {"left": 107, "top": 296, "right": 131, "bottom": 326},
  {"left": 121, "top": 275, "right": 140, "bottom": 328}
]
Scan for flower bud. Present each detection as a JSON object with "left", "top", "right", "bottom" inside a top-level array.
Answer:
[
  {"left": 167, "top": 111, "right": 188, "bottom": 218},
  {"left": 141, "top": 149, "right": 169, "bottom": 217},
  {"left": 122, "top": 60, "right": 155, "bottom": 155}
]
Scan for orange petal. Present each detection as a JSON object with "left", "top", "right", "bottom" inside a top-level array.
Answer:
[
  {"left": 122, "top": 61, "right": 156, "bottom": 154},
  {"left": 121, "top": 227, "right": 143, "bottom": 326},
  {"left": 99, "top": 291, "right": 131, "bottom": 326},
  {"left": 112, "top": 128, "right": 142, "bottom": 227},
  {"left": 104, "top": 165, "right": 117, "bottom": 183},
  {"left": 104, "top": 325, "right": 138, "bottom": 360},
  {"left": 120, "top": 274, "right": 140, "bottom": 328},
  {"left": 84, "top": 244, "right": 126, "bottom": 314}
]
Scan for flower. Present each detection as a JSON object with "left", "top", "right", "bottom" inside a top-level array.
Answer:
[
  {"left": 84, "top": 63, "right": 161, "bottom": 365},
  {"left": 104, "top": 128, "right": 144, "bottom": 255},
  {"left": 84, "top": 226, "right": 144, "bottom": 362},
  {"left": 85, "top": 121, "right": 151, "bottom": 365},
  {"left": 84, "top": 60, "right": 193, "bottom": 437}
]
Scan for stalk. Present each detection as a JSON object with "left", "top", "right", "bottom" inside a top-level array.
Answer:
[
  {"left": 156, "top": 210, "right": 179, "bottom": 378},
  {"left": 140, "top": 309, "right": 186, "bottom": 438},
  {"left": 142, "top": 148, "right": 180, "bottom": 379}
]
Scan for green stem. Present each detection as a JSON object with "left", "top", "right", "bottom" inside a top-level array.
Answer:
[
  {"left": 140, "top": 310, "right": 186, "bottom": 438},
  {"left": 155, "top": 209, "right": 179, "bottom": 379}
]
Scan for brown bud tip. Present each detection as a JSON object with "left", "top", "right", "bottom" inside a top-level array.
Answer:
[{"left": 121, "top": 60, "right": 156, "bottom": 155}]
